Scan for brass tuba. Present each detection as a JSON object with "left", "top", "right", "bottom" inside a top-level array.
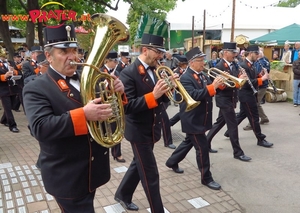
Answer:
[
  {"left": 207, "top": 67, "right": 246, "bottom": 88},
  {"left": 155, "top": 66, "right": 200, "bottom": 112},
  {"left": 71, "top": 13, "right": 129, "bottom": 148}
]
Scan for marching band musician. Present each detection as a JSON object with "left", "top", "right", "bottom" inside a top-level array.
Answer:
[
  {"left": 0, "top": 50, "right": 20, "bottom": 133},
  {"left": 165, "top": 47, "right": 223, "bottom": 190},
  {"left": 206, "top": 42, "right": 251, "bottom": 161},
  {"left": 22, "top": 46, "right": 43, "bottom": 79},
  {"left": 226, "top": 45, "right": 273, "bottom": 148},
  {"left": 115, "top": 51, "right": 131, "bottom": 75},
  {"left": 100, "top": 51, "right": 119, "bottom": 75},
  {"left": 115, "top": 33, "right": 177, "bottom": 212},
  {"left": 11, "top": 53, "right": 24, "bottom": 112},
  {"left": 23, "top": 23, "right": 125, "bottom": 212}
]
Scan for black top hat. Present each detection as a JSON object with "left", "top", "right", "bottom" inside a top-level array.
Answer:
[
  {"left": 177, "top": 55, "right": 188, "bottom": 63},
  {"left": 37, "top": 53, "right": 46, "bottom": 64},
  {"left": 106, "top": 51, "right": 118, "bottom": 60},
  {"left": 43, "top": 24, "right": 77, "bottom": 48},
  {"left": 223, "top": 42, "right": 238, "bottom": 53},
  {"left": 78, "top": 48, "right": 84, "bottom": 54},
  {"left": 141, "top": 33, "right": 166, "bottom": 53},
  {"left": 185, "top": 47, "right": 206, "bottom": 61},
  {"left": 120, "top": 51, "right": 130, "bottom": 58},
  {"left": 17, "top": 47, "right": 25, "bottom": 52},
  {"left": 247, "top": 45, "right": 259, "bottom": 52},
  {"left": 31, "top": 46, "right": 43, "bottom": 52}
]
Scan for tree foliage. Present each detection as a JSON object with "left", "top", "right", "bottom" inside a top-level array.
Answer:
[{"left": 277, "top": 0, "right": 300, "bottom": 7}]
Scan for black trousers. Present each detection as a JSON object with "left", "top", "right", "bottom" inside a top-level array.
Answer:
[
  {"left": 207, "top": 107, "right": 244, "bottom": 157},
  {"left": 169, "top": 112, "right": 180, "bottom": 126},
  {"left": 161, "top": 109, "right": 173, "bottom": 146},
  {"left": 166, "top": 134, "right": 213, "bottom": 184},
  {"left": 0, "top": 95, "right": 17, "bottom": 129},
  {"left": 237, "top": 101, "right": 266, "bottom": 141},
  {"left": 55, "top": 190, "right": 96, "bottom": 213},
  {"left": 111, "top": 143, "right": 121, "bottom": 158},
  {"left": 115, "top": 142, "right": 164, "bottom": 213}
]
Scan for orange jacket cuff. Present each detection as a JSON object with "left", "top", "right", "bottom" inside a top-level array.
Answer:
[
  {"left": 70, "top": 108, "right": 88, "bottom": 135},
  {"left": 34, "top": 67, "right": 40, "bottom": 74},
  {"left": 1, "top": 74, "right": 6, "bottom": 82},
  {"left": 144, "top": 92, "right": 158, "bottom": 109},
  {"left": 257, "top": 78, "right": 263, "bottom": 86},
  {"left": 206, "top": 84, "right": 216, "bottom": 96},
  {"left": 13, "top": 70, "right": 18, "bottom": 75},
  {"left": 122, "top": 93, "right": 128, "bottom": 105},
  {"left": 218, "top": 84, "right": 226, "bottom": 90}
]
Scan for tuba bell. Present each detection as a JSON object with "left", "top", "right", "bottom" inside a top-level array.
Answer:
[
  {"left": 155, "top": 65, "right": 200, "bottom": 112},
  {"left": 71, "top": 13, "right": 129, "bottom": 148}
]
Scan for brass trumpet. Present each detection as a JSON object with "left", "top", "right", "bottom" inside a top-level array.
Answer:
[
  {"left": 155, "top": 65, "right": 200, "bottom": 112},
  {"left": 207, "top": 67, "right": 246, "bottom": 88}
]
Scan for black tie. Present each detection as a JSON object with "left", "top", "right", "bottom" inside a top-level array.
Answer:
[{"left": 66, "top": 73, "right": 78, "bottom": 81}]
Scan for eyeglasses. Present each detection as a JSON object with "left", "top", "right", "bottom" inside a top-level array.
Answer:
[{"left": 147, "top": 48, "right": 164, "bottom": 55}]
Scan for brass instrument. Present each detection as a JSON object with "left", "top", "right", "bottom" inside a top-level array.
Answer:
[
  {"left": 155, "top": 65, "right": 200, "bottom": 112},
  {"left": 70, "top": 13, "right": 129, "bottom": 148},
  {"left": 0, "top": 45, "right": 6, "bottom": 57},
  {"left": 207, "top": 67, "right": 246, "bottom": 88}
]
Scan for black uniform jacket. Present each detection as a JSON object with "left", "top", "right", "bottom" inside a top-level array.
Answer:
[
  {"left": 239, "top": 59, "right": 263, "bottom": 102},
  {"left": 214, "top": 59, "right": 239, "bottom": 108},
  {"left": 115, "top": 61, "right": 127, "bottom": 74},
  {"left": 22, "top": 59, "right": 39, "bottom": 79},
  {"left": 23, "top": 67, "right": 110, "bottom": 199},
  {"left": 119, "top": 58, "right": 169, "bottom": 143},
  {"left": 0, "top": 61, "right": 19, "bottom": 97},
  {"left": 179, "top": 68, "right": 216, "bottom": 134}
]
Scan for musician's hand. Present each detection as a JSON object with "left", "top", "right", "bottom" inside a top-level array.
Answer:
[
  {"left": 212, "top": 76, "right": 224, "bottom": 89},
  {"left": 261, "top": 72, "right": 269, "bottom": 81},
  {"left": 238, "top": 73, "right": 248, "bottom": 79},
  {"left": 111, "top": 75, "right": 124, "bottom": 94},
  {"left": 5, "top": 70, "right": 13, "bottom": 78},
  {"left": 83, "top": 98, "right": 113, "bottom": 121},
  {"left": 169, "top": 73, "right": 179, "bottom": 88},
  {"left": 153, "top": 79, "right": 169, "bottom": 99},
  {"left": 223, "top": 71, "right": 230, "bottom": 75}
]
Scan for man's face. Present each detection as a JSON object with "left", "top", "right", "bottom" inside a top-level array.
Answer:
[
  {"left": 224, "top": 50, "right": 236, "bottom": 62},
  {"left": 121, "top": 56, "right": 130, "bottom": 64},
  {"left": 46, "top": 47, "right": 77, "bottom": 76},
  {"left": 31, "top": 51, "right": 42, "bottom": 60},
  {"left": 190, "top": 56, "right": 205, "bottom": 72},
  {"left": 143, "top": 47, "right": 164, "bottom": 67},
  {"left": 106, "top": 59, "right": 118, "bottom": 69},
  {"left": 14, "top": 56, "right": 21, "bottom": 63},
  {"left": 249, "top": 51, "right": 259, "bottom": 62}
]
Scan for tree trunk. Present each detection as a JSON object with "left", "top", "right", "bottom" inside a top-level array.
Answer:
[
  {"left": 0, "top": 0, "right": 15, "bottom": 61},
  {"left": 26, "top": 0, "right": 40, "bottom": 48}
]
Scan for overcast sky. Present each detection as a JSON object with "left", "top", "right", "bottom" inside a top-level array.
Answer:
[{"left": 106, "top": 0, "right": 282, "bottom": 26}]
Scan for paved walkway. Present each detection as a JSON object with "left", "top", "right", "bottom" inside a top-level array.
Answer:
[{"left": 0, "top": 104, "right": 243, "bottom": 213}]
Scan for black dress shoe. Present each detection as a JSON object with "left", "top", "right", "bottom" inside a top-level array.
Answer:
[
  {"left": 3, "top": 123, "right": 9, "bottom": 127},
  {"left": 166, "top": 144, "right": 176, "bottom": 149},
  {"left": 257, "top": 139, "right": 273, "bottom": 148},
  {"left": 113, "top": 157, "right": 126, "bottom": 163},
  {"left": 14, "top": 109, "right": 21, "bottom": 112},
  {"left": 234, "top": 155, "right": 252, "bottom": 162},
  {"left": 166, "top": 163, "right": 184, "bottom": 173},
  {"left": 204, "top": 181, "right": 221, "bottom": 190},
  {"left": 224, "top": 131, "right": 229, "bottom": 137},
  {"left": 114, "top": 197, "right": 139, "bottom": 211},
  {"left": 209, "top": 148, "right": 218, "bottom": 153},
  {"left": 10, "top": 127, "right": 19, "bottom": 133}
]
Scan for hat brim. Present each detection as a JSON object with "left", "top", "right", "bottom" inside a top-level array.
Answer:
[
  {"left": 157, "top": 48, "right": 166, "bottom": 53},
  {"left": 45, "top": 42, "right": 78, "bottom": 48},
  {"left": 223, "top": 49, "right": 238, "bottom": 53},
  {"left": 190, "top": 53, "right": 206, "bottom": 61},
  {"left": 142, "top": 44, "right": 166, "bottom": 53}
]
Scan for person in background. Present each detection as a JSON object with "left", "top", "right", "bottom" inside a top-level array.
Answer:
[
  {"left": 292, "top": 51, "right": 300, "bottom": 107},
  {"left": 166, "top": 47, "right": 223, "bottom": 190},
  {"left": 281, "top": 43, "right": 292, "bottom": 64},
  {"left": 100, "top": 51, "right": 119, "bottom": 75},
  {"left": 292, "top": 41, "right": 300, "bottom": 63},
  {"left": 115, "top": 51, "right": 131, "bottom": 76},
  {"left": 115, "top": 33, "right": 176, "bottom": 212},
  {"left": 208, "top": 51, "right": 220, "bottom": 68},
  {"left": 23, "top": 23, "right": 125, "bottom": 212},
  {"left": 22, "top": 46, "right": 43, "bottom": 79},
  {"left": 272, "top": 51, "right": 280, "bottom": 61},
  {"left": 165, "top": 51, "right": 179, "bottom": 70},
  {"left": 218, "top": 50, "right": 223, "bottom": 59}
]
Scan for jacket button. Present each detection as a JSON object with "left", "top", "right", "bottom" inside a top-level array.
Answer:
[
  {"left": 154, "top": 113, "right": 156, "bottom": 117},
  {"left": 70, "top": 93, "right": 74, "bottom": 97},
  {"left": 158, "top": 122, "right": 161, "bottom": 124},
  {"left": 104, "top": 151, "right": 107, "bottom": 155},
  {"left": 91, "top": 156, "right": 94, "bottom": 161},
  {"left": 90, "top": 138, "right": 93, "bottom": 142},
  {"left": 153, "top": 124, "right": 155, "bottom": 127}
]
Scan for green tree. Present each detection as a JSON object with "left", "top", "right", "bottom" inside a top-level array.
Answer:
[{"left": 277, "top": 0, "right": 300, "bottom": 7}]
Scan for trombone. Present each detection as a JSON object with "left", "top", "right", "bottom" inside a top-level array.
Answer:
[
  {"left": 207, "top": 67, "right": 246, "bottom": 88},
  {"left": 155, "top": 63, "right": 200, "bottom": 112}
]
